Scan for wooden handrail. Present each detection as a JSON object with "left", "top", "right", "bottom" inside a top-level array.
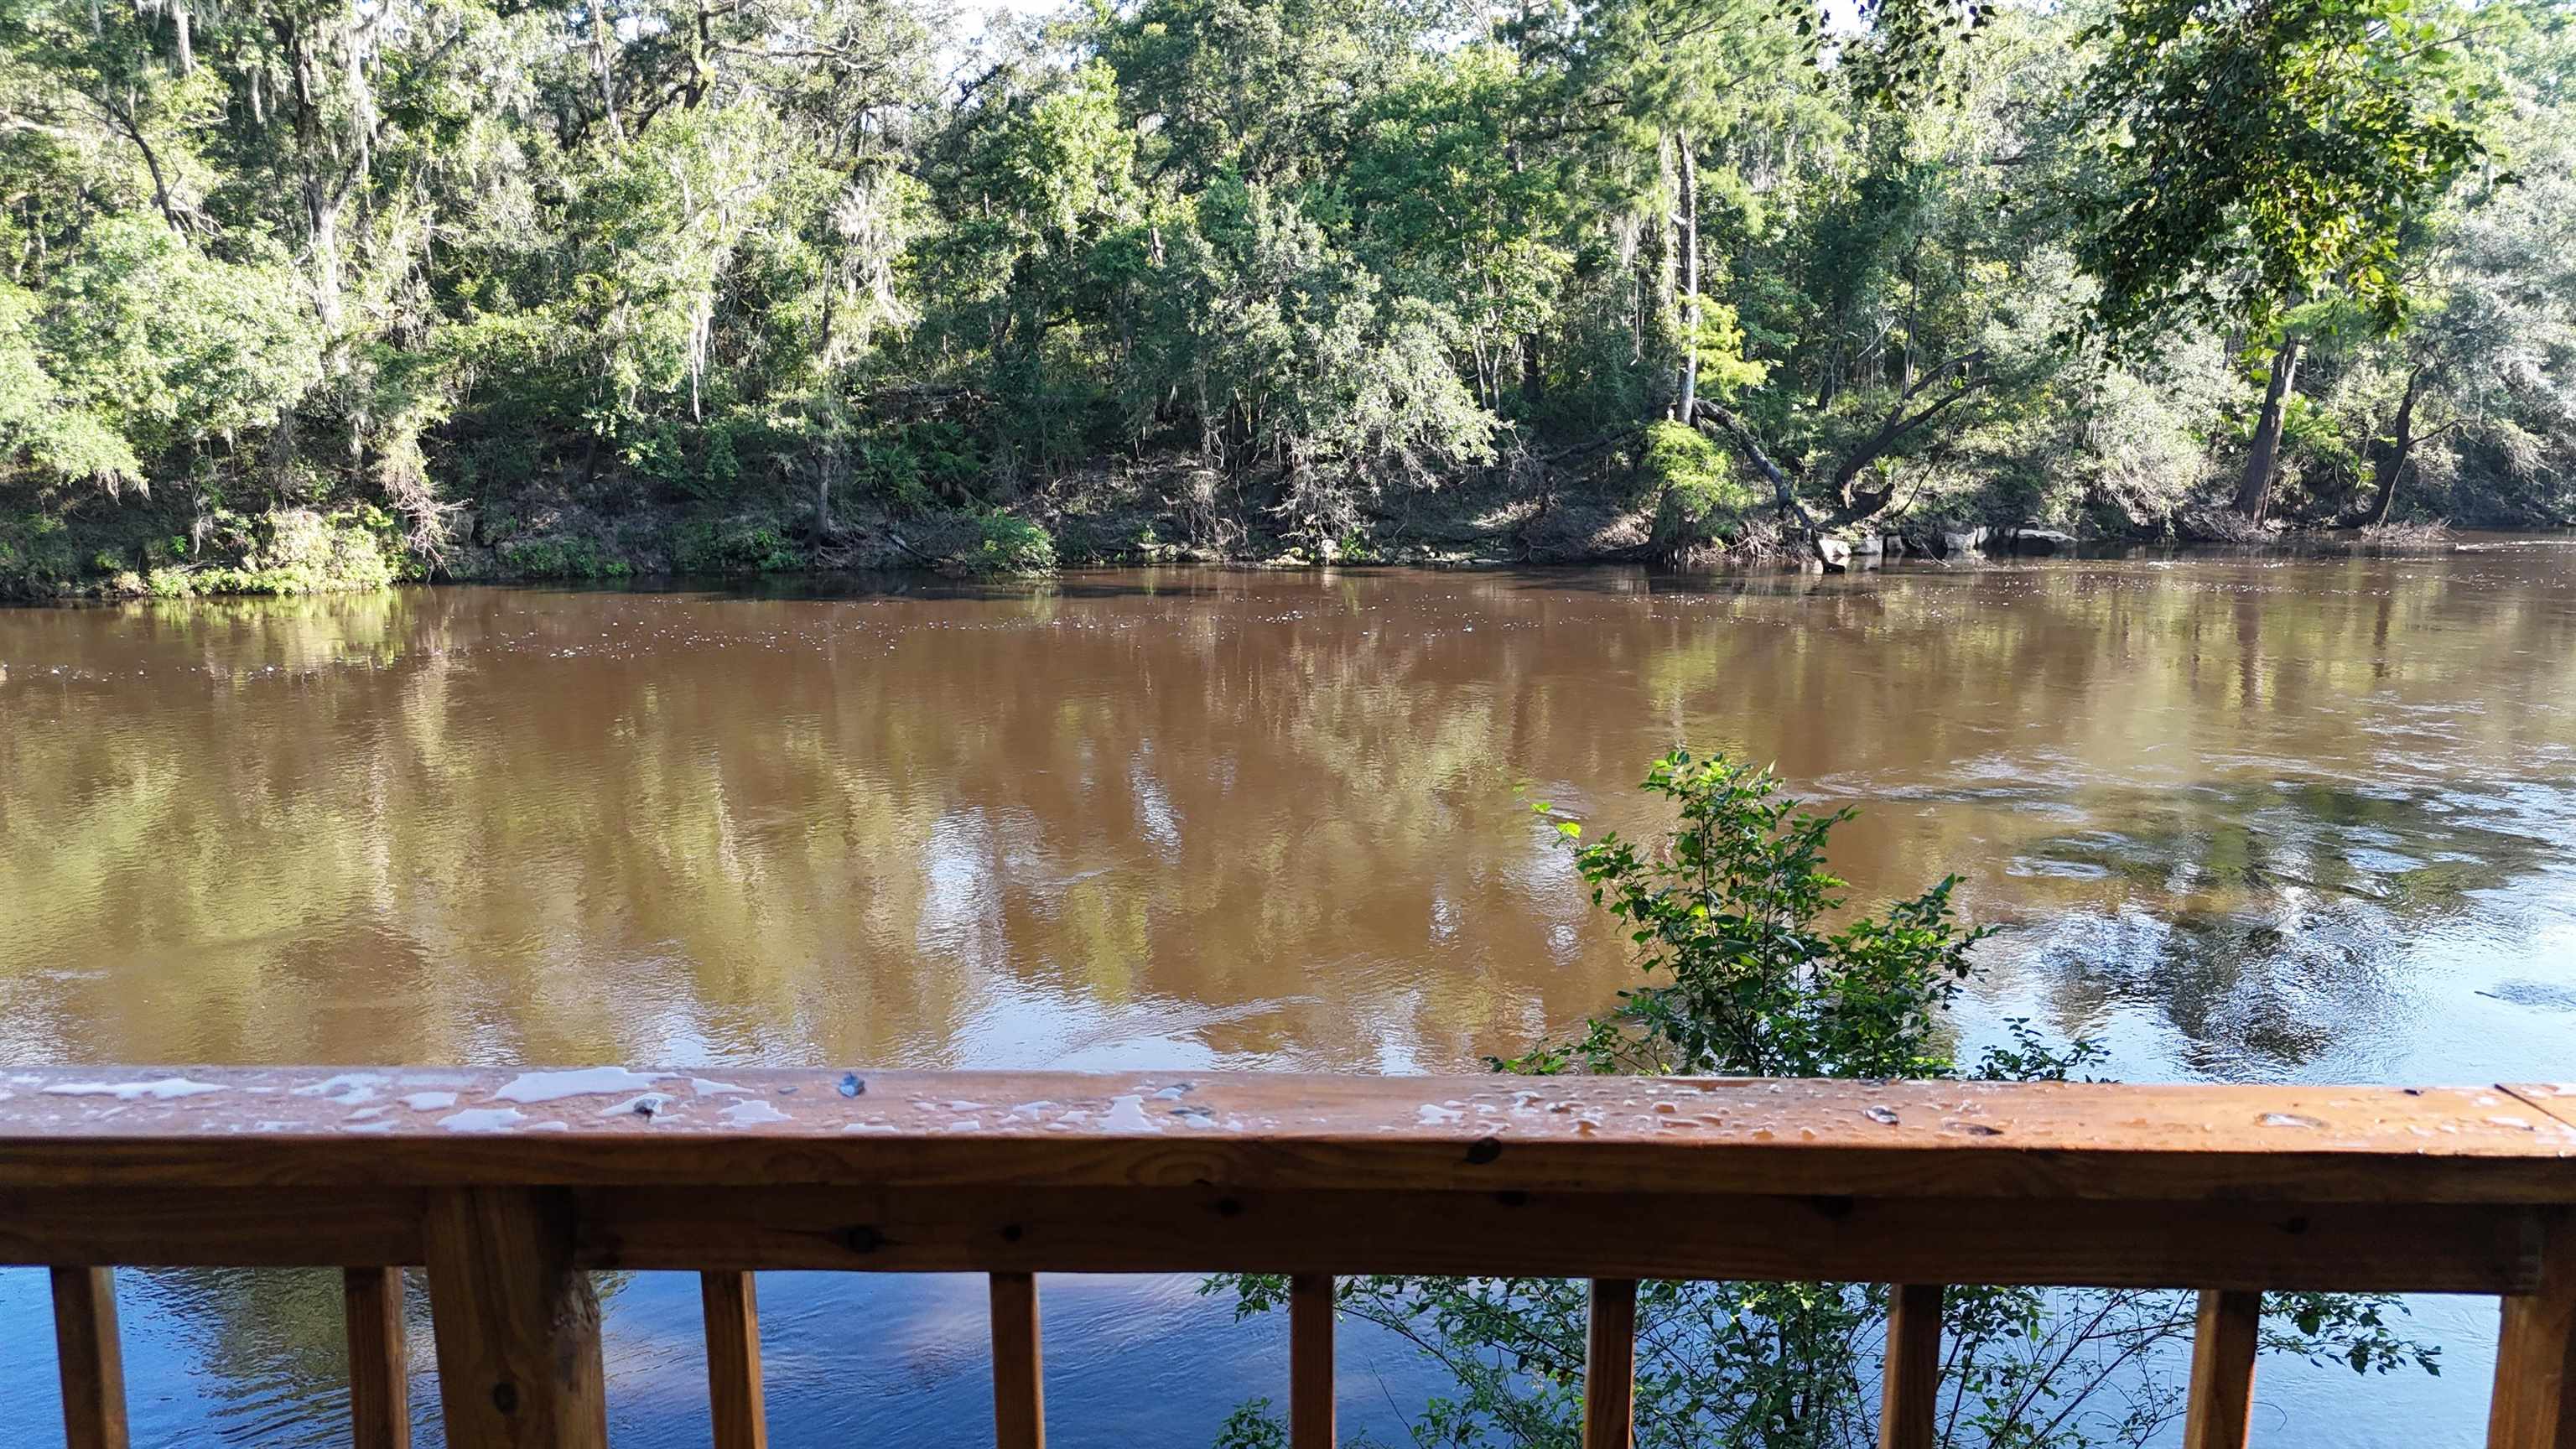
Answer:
[{"left": 3, "top": 1067, "right": 2573, "bottom": 1447}]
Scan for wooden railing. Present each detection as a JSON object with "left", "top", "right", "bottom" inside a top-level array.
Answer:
[{"left": 3, "top": 1067, "right": 2573, "bottom": 1447}]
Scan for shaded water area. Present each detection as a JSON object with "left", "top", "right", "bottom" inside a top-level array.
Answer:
[{"left": 3, "top": 547, "right": 2574, "bottom": 1446}]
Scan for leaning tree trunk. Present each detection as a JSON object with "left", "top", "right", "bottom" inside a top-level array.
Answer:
[
  {"left": 2366, "top": 367, "right": 2424, "bottom": 527},
  {"left": 1691, "top": 400, "right": 1835, "bottom": 570},
  {"left": 2236, "top": 335, "right": 2303, "bottom": 519}
]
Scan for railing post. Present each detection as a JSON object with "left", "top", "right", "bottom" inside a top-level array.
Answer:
[
  {"left": 1291, "top": 1274, "right": 1335, "bottom": 1449},
  {"left": 49, "top": 1266, "right": 129, "bottom": 1449},
  {"left": 2492, "top": 1214, "right": 2576, "bottom": 1449},
  {"left": 343, "top": 1266, "right": 411, "bottom": 1449},
  {"left": 1582, "top": 1279, "right": 1638, "bottom": 1449},
  {"left": 702, "top": 1270, "right": 770, "bottom": 1449},
  {"left": 423, "top": 1187, "right": 609, "bottom": 1449},
  {"left": 990, "top": 1271, "right": 1046, "bottom": 1449},
  {"left": 1877, "top": 1284, "right": 1943, "bottom": 1449},
  {"left": 2183, "top": 1290, "right": 2262, "bottom": 1449}
]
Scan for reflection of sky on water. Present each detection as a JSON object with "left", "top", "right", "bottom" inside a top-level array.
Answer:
[
  {"left": 0, "top": 1266, "right": 1452, "bottom": 1448},
  {"left": 1949, "top": 776, "right": 2576, "bottom": 1446},
  {"left": 1957, "top": 776, "right": 2576, "bottom": 1087}
]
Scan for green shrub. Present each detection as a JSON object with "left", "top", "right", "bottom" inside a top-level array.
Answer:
[
  {"left": 1518, "top": 750, "right": 1987, "bottom": 1079},
  {"left": 499, "top": 537, "right": 630, "bottom": 579},
  {"left": 0, "top": 512, "right": 80, "bottom": 595},
  {"left": 138, "top": 508, "right": 399, "bottom": 595},
  {"left": 1641, "top": 420, "right": 1757, "bottom": 551},
  {"left": 673, "top": 517, "right": 802, "bottom": 574},
  {"left": 951, "top": 512, "right": 1057, "bottom": 575},
  {"left": 1210, "top": 1400, "right": 1285, "bottom": 1449},
  {"left": 625, "top": 414, "right": 763, "bottom": 501},
  {"left": 1215, "top": 750, "right": 2436, "bottom": 1449},
  {"left": 859, "top": 422, "right": 982, "bottom": 513}
]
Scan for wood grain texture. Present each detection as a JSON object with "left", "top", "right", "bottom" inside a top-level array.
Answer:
[
  {"left": 574, "top": 1185, "right": 2542, "bottom": 1293},
  {"left": 1877, "top": 1285, "right": 1943, "bottom": 1449},
  {"left": 49, "top": 1265, "right": 128, "bottom": 1449},
  {"left": 990, "top": 1272, "right": 1046, "bottom": 1449},
  {"left": 2182, "top": 1289, "right": 2262, "bottom": 1449},
  {"left": 1582, "top": 1279, "right": 1637, "bottom": 1449},
  {"left": 422, "top": 1187, "right": 607, "bottom": 1449},
  {"left": 1291, "top": 1274, "right": 1335, "bottom": 1449},
  {"left": 3, "top": 1069, "right": 2573, "bottom": 1206},
  {"left": 0, "top": 1187, "right": 423, "bottom": 1267},
  {"left": 342, "top": 1267, "right": 410, "bottom": 1449},
  {"left": 0, "top": 1187, "right": 2542, "bottom": 1294},
  {"left": 701, "top": 1271, "right": 770, "bottom": 1449},
  {"left": 2491, "top": 1213, "right": 2576, "bottom": 1449}
]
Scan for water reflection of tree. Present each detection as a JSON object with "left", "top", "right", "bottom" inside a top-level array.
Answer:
[
  {"left": 7, "top": 557, "right": 2576, "bottom": 1073},
  {"left": 123, "top": 1266, "right": 637, "bottom": 1446},
  {"left": 125, "top": 1268, "right": 389, "bottom": 1446}
]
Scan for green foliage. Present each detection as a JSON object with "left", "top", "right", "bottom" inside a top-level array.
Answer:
[
  {"left": 953, "top": 513, "right": 1059, "bottom": 576},
  {"left": 0, "top": 283, "right": 143, "bottom": 489},
  {"left": 0, "top": 511, "right": 75, "bottom": 595},
  {"left": 141, "top": 509, "right": 402, "bottom": 596},
  {"left": 1135, "top": 176, "right": 1500, "bottom": 527},
  {"left": 2074, "top": 0, "right": 2496, "bottom": 340},
  {"left": 0, "top": 0, "right": 2568, "bottom": 593},
  {"left": 2268, "top": 393, "right": 2372, "bottom": 514},
  {"left": 0, "top": 222, "right": 320, "bottom": 492},
  {"left": 1210, "top": 1399, "right": 1288, "bottom": 1449},
  {"left": 1214, "top": 751, "right": 2436, "bottom": 1448},
  {"left": 858, "top": 423, "right": 983, "bottom": 513},
  {"left": 1641, "top": 422, "right": 1758, "bottom": 552},
  {"left": 673, "top": 519, "right": 802, "bottom": 574},
  {"left": 1516, "top": 752, "right": 1989, "bottom": 1078},
  {"left": 1091, "top": 0, "right": 1423, "bottom": 190},
  {"left": 498, "top": 538, "right": 631, "bottom": 581}
]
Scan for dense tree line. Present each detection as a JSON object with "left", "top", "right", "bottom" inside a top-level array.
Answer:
[{"left": 0, "top": 0, "right": 2567, "bottom": 591}]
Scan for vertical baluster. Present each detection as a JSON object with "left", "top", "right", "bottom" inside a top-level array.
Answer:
[
  {"left": 702, "top": 1271, "right": 770, "bottom": 1449},
  {"left": 1877, "top": 1284, "right": 1944, "bottom": 1449},
  {"left": 50, "top": 1266, "right": 129, "bottom": 1449},
  {"left": 990, "top": 1271, "right": 1046, "bottom": 1449},
  {"left": 423, "top": 1187, "right": 609, "bottom": 1449},
  {"left": 1291, "top": 1275, "right": 1335, "bottom": 1449},
  {"left": 343, "top": 1267, "right": 411, "bottom": 1449},
  {"left": 1581, "top": 1279, "right": 1638, "bottom": 1449},
  {"left": 2182, "top": 1290, "right": 2262, "bottom": 1449},
  {"left": 2490, "top": 1220, "right": 2576, "bottom": 1449}
]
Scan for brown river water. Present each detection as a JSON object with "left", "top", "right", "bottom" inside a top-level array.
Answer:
[{"left": 3, "top": 549, "right": 2573, "bottom": 1446}]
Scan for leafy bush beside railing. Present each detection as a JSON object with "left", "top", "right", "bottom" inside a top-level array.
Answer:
[{"left": 1219, "top": 752, "right": 2433, "bottom": 1449}]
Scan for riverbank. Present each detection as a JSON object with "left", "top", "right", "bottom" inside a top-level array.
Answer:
[{"left": 0, "top": 451, "right": 2473, "bottom": 600}]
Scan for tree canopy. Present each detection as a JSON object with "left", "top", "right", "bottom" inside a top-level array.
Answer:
[{"left": 2, "top": 0, "right": 2569, "bottom": 593}]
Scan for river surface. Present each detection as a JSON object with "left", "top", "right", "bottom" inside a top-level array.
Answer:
[{"left": 3, "top": 550, "right": 2573, "bottom": 1446}]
